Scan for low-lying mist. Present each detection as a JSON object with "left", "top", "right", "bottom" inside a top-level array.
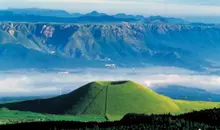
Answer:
[{"left": 0, "top": 67, "right": 220, "bottom": 97}]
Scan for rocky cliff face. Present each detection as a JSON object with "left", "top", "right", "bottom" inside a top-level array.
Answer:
[{"left": 0, "top": 22, "right": 219, "bottom": 69}]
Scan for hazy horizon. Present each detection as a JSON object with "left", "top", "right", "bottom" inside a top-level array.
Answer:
[{"left": 2, "top": 0, "right": 220, "bottom": 17}]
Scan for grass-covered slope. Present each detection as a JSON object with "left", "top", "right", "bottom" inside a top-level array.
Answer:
[
  {"left": 104, "top": 81, "right": 179, "bottom": 120},
  {"left": 0, "top": 82, "right": 107, "bottom": 115},
  {"left": 174, "top": 100, "right": 220, "bottom": 113},
  {"left": 0, "top": 108, "right": 106, "bottom": 125},
  {"left": 1, "top": 81, "right": 220, "bottom": 121},
  {"left": 0, "top": 81, "right": 179, "bottom": 118}
]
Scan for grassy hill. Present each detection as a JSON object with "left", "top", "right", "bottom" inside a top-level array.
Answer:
[{"left": 1, "top": 81, "right": 220, "bottom": 121}]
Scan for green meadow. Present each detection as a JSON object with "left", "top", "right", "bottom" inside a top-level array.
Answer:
[{"left": 1, "top": 81, "right": 220, "bottom": 124}]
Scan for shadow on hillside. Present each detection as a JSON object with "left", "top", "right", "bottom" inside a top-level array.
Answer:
[{"left": 110, "top": 81, "right": 128, "bottom": 85}]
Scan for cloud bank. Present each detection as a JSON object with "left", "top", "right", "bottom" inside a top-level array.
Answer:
[{"left": 0, "top": 67, "right": 220, "bottom": 97}]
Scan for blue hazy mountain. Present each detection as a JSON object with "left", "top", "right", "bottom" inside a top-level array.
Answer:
[
  {"left": 114, "top": 13, "right": 144, "bottom": 20},
  {"left": 185, "top": 16, "right": 220, "bottom": 24},
  {"left": 0, "top": 22, "right": 215, "bottom": 70},
  {"left": 0, "top": 11, "right": 136, "bottom": 23},
  {"left": 153, "top": 85, "right": 220, "bottom": 102},
  {"left": 0, "top": 9, "right": 219, "bottom": 70},
  {"left": 0, "top": 9, "right": 191, "bottom": 24},
  {"left": 144, "top": 16, "right": 188, "bottom": 24},
  {"left": 85, "top": 11, "right": 107, "bottom": 17},
  {"left": 0, "top": 22, "right": 218, "bottom": 70},
  {"left": 0, "top": 95, "right": 55, "bottom": 103},
  {"left": 0, "top": 44, "right": 107, "bottom": 69},
  {"left": 6, "top": 8, "right": 71, "bottom": 17}
]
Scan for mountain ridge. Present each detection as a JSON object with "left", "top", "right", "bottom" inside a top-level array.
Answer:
[
  {"left": 0, "top": 8, "right": 189, "bottom": 24},
  {"left": 1, "top": 22, "right": 218, "bottom": 70}
]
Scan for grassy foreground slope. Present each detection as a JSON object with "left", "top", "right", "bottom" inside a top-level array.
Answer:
[
  {"left": 1, "top": 81, "right": 220, "bottom": 121},
  {"left": 0, "top": 108, "right": 106, "bottom": 125}
]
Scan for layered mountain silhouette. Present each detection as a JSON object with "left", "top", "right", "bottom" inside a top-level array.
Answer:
[
  {"left": 0, "top": 8, "right": 187, "bottom": 24},
  {"left": 1, "top": 22, "right": 218, "bottom": 69},
  {"left": 0, "top": 9, "right": 220, "bottom": 70}
]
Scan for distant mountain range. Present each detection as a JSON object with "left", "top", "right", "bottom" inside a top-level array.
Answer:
[
  {"left": 0, "top": 8, "right": 187, "bottom": 24},
  {"left": 0, "top": 95, "right": 54, "bottom": 103},
  {"left": 1, "top": 21, "right": 220, "bottom": 69},
  {"left": 0, "top": 8, "right": 220, "bottom": 70},
  {"left": 153, "top": 85, "right": 220, "bottom": 102},
  {"left": 4, "top": 8, "right": 144, "bottom": 18},
  {"left": 2, "top": 8, "right": 220, "bottom": 24},
  {"left": 6, "top": 8, "right": 71, "bottom": 17}
]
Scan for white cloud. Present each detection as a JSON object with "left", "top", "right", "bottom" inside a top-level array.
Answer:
[
  {"left": 0, "top": 67, "right": 220, "bottom": 97},
  {"left": 0, "top": 74, "right": 60, "bottom": 95},
  {"left": 144, "top": 74, "right": 220, "bottom": 90},
  {"left": 0, "top": 76, "right": 31, "bottom": 93}
]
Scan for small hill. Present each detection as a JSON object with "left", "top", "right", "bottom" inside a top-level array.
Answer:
[{"left": 0, "top": 81, "right": 180, "bottom": 120}]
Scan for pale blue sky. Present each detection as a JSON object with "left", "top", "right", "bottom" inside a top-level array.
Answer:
[{"left": 1, "top": 0, "right": 220, "bottom": 16}]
